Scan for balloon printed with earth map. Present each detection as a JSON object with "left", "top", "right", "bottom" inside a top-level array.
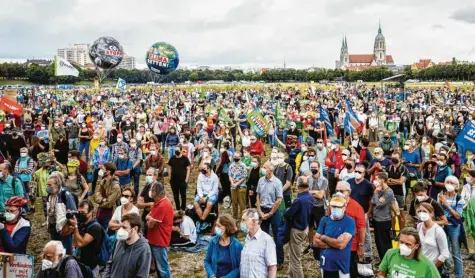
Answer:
[
  {"left": 145, "top": 42, "right": 180, "bottom": 75},
  {"left": 89, "top": 36, "right": 124, "bottom": 69}
]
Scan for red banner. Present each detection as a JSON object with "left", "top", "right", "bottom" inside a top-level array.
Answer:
[{"left": 0, "top": 97, "right": 23, "bottom": 116}]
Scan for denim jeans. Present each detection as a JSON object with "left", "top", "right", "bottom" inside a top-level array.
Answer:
[
  {"left": 447, "top": 225, "right": 463, "bottom": 278},
  {"left": 167, "top": 146, "right": 176, "bottom": 160},
  {"left": 161, "top": 133, "right": 167, "bottom": 153},
  {"left": 69, "top": 138, "right": 78, "bottom": 150},
  {"left": 132, "top": 167, "right": 141, "bottom": 197},
  {"left": 50, "top": 230, "right": 73, "bottom": 255},
  {"left": 150, "top": 245, "right": 171, "bottom": 278},
  {"left": 78, "top": 140, "right": 91, "bottom": 162},
  {"left": 260, "top": 208, "right": 285, "bottom": 265},
  {"left": 267, "top": 134, "right": 275, "bottom": 147}
]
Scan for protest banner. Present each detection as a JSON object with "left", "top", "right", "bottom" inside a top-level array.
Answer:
[
  {"left": 3, "top": 89, "right": 18, "bottom": 100},
  {"left": 0, "top": 97, "right": 23, "bottom": 116},
  {"left": 455, "top": 120, "right": 475, "bottom": 153},
  {"left": 247, "top": 109, "right": 269, "bottom": 137},
  {"left": 0, "top": 253, "right": 34, "bottom": 278}
]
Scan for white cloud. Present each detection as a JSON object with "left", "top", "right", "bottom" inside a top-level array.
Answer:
[{"left": 0, "top": 0, "right": 474, "bottom": 68}]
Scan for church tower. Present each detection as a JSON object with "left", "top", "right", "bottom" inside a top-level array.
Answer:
[
  {"left": 340, "top": 36, "right": 349, "bottom": 68},
  {"left": 374, "top": 20, "right": 386, "bottom": 65}
]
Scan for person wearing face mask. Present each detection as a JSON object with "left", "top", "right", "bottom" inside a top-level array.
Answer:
[
  {"left": 78, "top": 123, "right": 92, "bottom": 162},
  {"left": 438, "top": 175, "right": 464, "bottom": 278},
  {"left": 111, "top": 134, "right": 129, "bottom": 162},
  {"left": 447, "top": 146, "right": 462, "bottom": 179},
  {"left": 314, "top": 139, "right": 328, "bottom": 177},
  {"left": 103, "top": 213, "right": 152, "bottom": 278},
  {"left": 35, "top": 240, "right": 85, "bottom": 278},
  {"left": 431, "top": 154, "right": 453, "bottom": 199},
  {"left": 228, "top": 153, "right": 248, "bottom": 221},
  {"left": 45, "top": 174, "right": 77, "bottom": 255},
  {"left": 409, "top": 182, "right": 448, "bottom": 227},
  {"left": 387, "top": 152, "right": 408, "bottom": 229},
  {"left": 273, "top": 152, "right": 294, "bottom": 208},
  {"left": 0, "top": 197, "right": 31, "bottom": 254},
  {"left": 14, "top": 147, "right": 34, "bottom": 212},
  {"left": 246, "top": 156, "right": 264, "bottom": 209},
  {"left": 170, "top": 210, "right": 197, "bottom": 247},
  {"left": 146, "top": 182, "right": 174, "bottom": 278},
  {"left": 296, "top": 146, "right": 313, "bottom": 177},
  {"left": 53, "top": 132, "right": 69, "bottom": 165},
  {"left": 461, "top": 170, "right": 475, "bottom": 260},
  {"left": 6, "top": 129, "right": 27, "bottom": 165},
  {"left": 415, "top": 203, "right": 450, "bottom": 277},
  {"left": 68, "top": 199, "right": 104, "bottom": 276},
  {"left": 167, "top": 145, "right": 191, "bottom": 211},
  {"left": 337, "top": 154, "right": 356, "bottom": 182},
  {"left": 378, "top": 132, "right": 395, "bottom": 157},
  {"left": 325, "top": 139, "right": 343, "bottom": 196},
  {"left": 125, "top": 139, "right": 143, "bottom": 197},
  {"left": 368, "top": 172, "right": 395, "bottom": 262},
  {"left": 137, "top": 168, "right": 159, "bottom": 233},
  {"left": 0, "top": 162, "right": 24, "bottom": 213},
  {"left": 165, "top": 127, "right": 180, "bottom": 159},
  {"left": 93, "top": 162, "right": 121, "bottom": 231},
  {"left": 109, "top": 188, "right": 139, "bottom": 232},
  {"left": 313, "top": 194, "right": 355, "bottom": 278},
  {"left": 377, "top": 227, "right": 440, "bottom": 278},
  {"left": 89, "top": 138, "right": 110, "bottom": 193},
  {"left": 114, "top": 148, "right": 134, "bottom": 188},
  {"left": 65, "top": 159, "right": 89, "bottom": 203},
  {"left": 239, "top": 208, "right": 278, "bottom": 278},
  {"left": 144, "top": 144, "right": 165, "bottom": 180},
  {"left": 204, "top": 214, "right": 242, "bottom": 278}
]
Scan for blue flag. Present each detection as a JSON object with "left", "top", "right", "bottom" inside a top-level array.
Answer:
[
  {"left": 455, "top": 120, "right": 475, "bottom": 154},
  {"left": 320, "top": 105, "right": 334, "bottom": 137},
  {"left": 116, "top": 78, "right": 127, "bottom": 92},
  {"left": 344, "top": 112, "right": 356, "bottom": 135}
]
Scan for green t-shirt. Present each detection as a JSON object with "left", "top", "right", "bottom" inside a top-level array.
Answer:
[
  {"left": 242, "top": 156, "right": 252, "bottom": 167},
  {"left": 379, "top": 248, "right": 440, "bottom": 278}
]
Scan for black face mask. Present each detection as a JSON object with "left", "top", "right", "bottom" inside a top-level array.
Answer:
[
  {"left": 200, "top": 169, "right": 207, "bottom": 175},
  {"left": 345, "top": 163, "right": 352, "bottom": 170},
  {"left": 77, "top": 212, "right": 88, "bottom": 223},
  {"left": 384, "top": 136, "right": 390, "bottom": 140},
  {"left": 391, "top": 158, "right": 399, "bottom": 164},
  {"left": 311, "top": 169, "right": 319, "bottom": 175},
  {"left": 175, "top": 150, "right": 181, "bottom": 156},
  {"left": 234, "top": 158, "right": 240, "bottom": 163}
]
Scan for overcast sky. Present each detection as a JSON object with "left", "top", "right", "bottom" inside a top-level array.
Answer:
[{"left": 0, "top": 0, "right": 474, "bottom": 69}]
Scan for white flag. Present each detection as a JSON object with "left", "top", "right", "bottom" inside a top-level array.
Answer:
[
  {"left": 54, "top": 55, "right": 79, "bottom": 77},
  {"left": 116, "top": 78, "right": 126, "bottom": 92}
]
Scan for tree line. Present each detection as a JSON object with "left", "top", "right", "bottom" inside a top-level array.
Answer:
[{"left": 0, "top": 61, "right": 474, "bottom": 85}]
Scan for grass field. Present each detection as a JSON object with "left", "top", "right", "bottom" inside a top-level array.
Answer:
[{"left": 0, "top": 79, "right": 115, "bottom": 86}]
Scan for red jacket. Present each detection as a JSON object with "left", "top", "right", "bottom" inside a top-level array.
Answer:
[
  {"left": 250, "top": 140, "right": 264, "bottom": 157},
  {"left": 325, "top": 149, "right": 343, "bottom": 173}
]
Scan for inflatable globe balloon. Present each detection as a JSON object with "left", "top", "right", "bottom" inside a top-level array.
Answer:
[
  {"left": 145, "top": 42, "right": 179, "bottom": 74},
  {"left": 89, "top": 36, "right": 124, "bottom": 69}
]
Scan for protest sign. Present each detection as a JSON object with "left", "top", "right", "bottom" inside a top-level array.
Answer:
[
  {"left": 0, "top": 97, "right": 23, "bottom": 116},
  {"left": 0, "top": 253, "right": 34, "bottom": 278},
  {"left": 247, "top": 109, "right": 269, "bottom": 137},
  {"left": 455, "top": 120, "right": 475, "bottom": 153}
]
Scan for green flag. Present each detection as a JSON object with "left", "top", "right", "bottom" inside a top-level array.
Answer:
[{"left": 218, "top": 108, "right": 233, "bottom": 124}]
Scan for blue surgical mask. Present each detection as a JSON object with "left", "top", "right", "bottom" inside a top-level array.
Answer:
[
  {"left": 215, "top": 227, "right": 224, "bottom": 237},
  {"left": 331, "top": 207, "right": 344, "bottom": 219},
  {"left": 240, "top": 222, "right": 248, "bottom": 234},
  {"left": 437, "top": 161, "right": 444, "bottom": 167}
]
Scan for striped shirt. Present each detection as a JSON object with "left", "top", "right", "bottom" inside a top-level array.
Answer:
[{"left": 240, "top": 229, "right": 277, "bottom": 278}]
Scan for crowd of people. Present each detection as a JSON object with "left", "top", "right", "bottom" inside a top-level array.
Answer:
[{"left": 0, "top": 83, "right": 473, "bottom": 278}]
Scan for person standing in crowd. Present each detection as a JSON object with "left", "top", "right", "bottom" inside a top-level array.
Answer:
[
  {"left": 378, "top": 227, "right": 440, "bottom": 278},
  {"left": 103, "top": 213, "right": 152, "bottom": 278},
  {"left": 69, "top": 199, "right": 103, "bottom": 276},
  {"left": 45, "top": 174, "right": 76, "bottom": 254},
  {"left": 114, "top": 148, "right": 134, "bottom": 188},
  {"left": 146, "top": 182, "right": 174, "bottom": 278},
  {"left": 78, "top": 123, "right": 92, "bottom": 162},
  {"left": 165, "top": 126, "right": 180, "bottom": 159},
  {"left": 65, "top": 159, "right": 89, "bottom": 203},
  {"left": 387, "top": 152, "right": 408, "bottom": 229},
  {"left": 194, "top": 163, "right": 219, "bottom": 226},
  {"left": 14, "top": 148, "right": 34, "bottom": 212},
  {"left": 240, "top": 208, "right": 277, "bottom": 278},
  {"left": 168, "top": 145, "right": 191, "bottom": 211},
  {"left": 53, "top": 133, "right": 68, "bottom": 165},
  {"left": 325, "top": 139, "right": 343, "bottom": 195},
  {"left": 127, "top": 138, "right": 143, "bottom": 197},
  {"left": 431, "top": 153, "right": 453, "bottom": 199},
  {"left": 284, "top": 176, "right": 314, "bottom": 278},
  {"left": 137, "top": 167, "right": 159, "bottom": 236},
  {"left": 229, "top": 152, "right": 248, "bottom": 220},
  {"left": 144, "top": 144, "right": 165, "bottom": 182},
  {"left": 93, "top": 162, "right": 121, "bottom": 231},
  {"left": 409, "top": 182, "right": 448, "bottom": 226},
  {"left": 0, "top": 162, "right": 25, "bottom": 213},
  {"left": 249, "top": 135, "right": 264, "bottom": 157},
  {"left": 0, "top": 197, "right": 31, "bottom": 254},
  {"left": 369, "top": 172, "right": 395, "bottom": 262},
  {"left": 111, "top": 134, "right": 129, "bottom": 163},
  {"left": 69, "top": 150, "right": 88, "bottom": 182},
  {"left": 108, "top": 188, "right": 139, "bottom": 232},
  {"left": 438, "top": 175, "right": 464, "bottom": 278},
  {"left": 90, "top": 137, "right": 110, "bottom": 192},
  {"left": 256, "top": 161, "right": 284, "bottom": 269},
  {"left": 204, "top": 214, "right": 242, "bottom": 278},
  {"left": 7, "top": 129, "right": 27, "bottom": 165},
  {"left": 461, "top": 169, "right": 475, "bottom": 261},
  {"left": 247, "top": 155, "right": 264, "bottom": 209},
  {"left": 313, "top": 195, "right": 355, "bottom": 278},
  {"left": 367, "top": 147, "right": 391, "bottom": 182},
  {"left": 315, "top": 138, "right": 328, "bottom": 177},
  {"left": 415, "top": 202, "right": 450, "bottom": 277},
  {"left": 66, "top": 118, "right": 79, "bottom": 151},
  {"left": 274, "top": 151, "right": 294, "bottom": 208},
  {"left": 35, "top": 240, "right": 84, "bottom": 278}
]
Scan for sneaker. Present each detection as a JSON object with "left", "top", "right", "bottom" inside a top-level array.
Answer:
[
  {"left": 200, "top": 221, "right": 210, "bottom": 231},
  {"left": 223, "top": 196, "right": 231, "bottom": 209}
]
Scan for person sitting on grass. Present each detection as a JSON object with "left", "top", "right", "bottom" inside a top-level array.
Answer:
[
  {"left": 170, "top": 210, "right": 197, "bottom": 247},
  {"left": 194, "top": 162, "right": 219, "bottom": 231}
]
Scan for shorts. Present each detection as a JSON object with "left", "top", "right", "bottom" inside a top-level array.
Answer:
[
  {"left": 394, "top": 195, "right": 405, "bottom": 209},
  {"left": 194, "top": 194, "right": 218, "bottom": 205}
]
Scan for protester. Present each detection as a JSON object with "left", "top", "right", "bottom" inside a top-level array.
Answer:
[
  {"left": 170, "top": 210, "right": 197, "bottom": 247},
  {"left": 0, "top": 162, "right": 24, "bottom": 212},
  {"left": 35, "top": 240, "right": 84, "bottom": 278},
  {"left": 109, "top": 188, "right": 139, "bottom": 232},
  {"left": 168, "top": 144, "right": 191, "bottom": 210},
  {"left": 93, "top": 162, "right": 121, "bottom": 230},
  {"left": 127, "top": 138, "right": 143, "bottom": 197},
  {"left": 194, "top": 162, "right": 219, "bottom": 226},
  {"left": 229, "top": 152, "right": 248, "bottom": 220},
  {"left": 65, "top": 159, "right": 89, "bottom": 202},
  {"left": 461, "top": 169, "right": 475, "bottom": 260},
  {"left": 103, "top": 213, "right": 152, "bottom": 278},
  {"left": 409, "top": 181, "right": 448, "bottom": 226},
  {"left": 114, "top": 147, "right": 134, "bottom": 188},
  {"left": 0, "top": 197, "right": 31, "bottom": 254}
]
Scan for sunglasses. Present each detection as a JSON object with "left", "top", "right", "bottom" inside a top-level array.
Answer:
[
  {"left": 122, "top": 194, "right": 132, "bottom": 198},
  {"left": 355, "top": 171, "right": 364, "bottom": 174}
]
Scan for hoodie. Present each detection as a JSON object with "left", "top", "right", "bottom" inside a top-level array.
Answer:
[{"left": 102, "top": 236, "right": 152, "bottom": 278}]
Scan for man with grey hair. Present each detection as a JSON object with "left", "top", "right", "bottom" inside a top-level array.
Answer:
[
  {"left": 240, "top": 208, "right": 277, "bottom": 278},
  {"left": 146, "top": 182, "right": 174, "bottom": 278},
  {"left": 284, "top": 175, "right": 314, "bottom": 277},
  {"left": 256, "top": 161, "right": 284, "bottom": 269}
]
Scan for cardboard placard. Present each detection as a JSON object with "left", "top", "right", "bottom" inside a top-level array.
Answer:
[{"left": 0, "top": 253, "right": 34, "bottom": 278}]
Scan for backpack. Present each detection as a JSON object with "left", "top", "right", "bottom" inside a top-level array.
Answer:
[
  {"left": 86, "top": 220, "right": 112, "bottom": 266},
  {"left": 58, "top": 256, "right": 94, "bottom": 278}
]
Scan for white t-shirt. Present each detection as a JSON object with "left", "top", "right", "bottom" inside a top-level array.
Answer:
[
  {"left": 111, "top": 205, "right": 140, "bottom": 223},
  {"left": 180, "top": 216, "right": 197, "bottom": 244},
  {"left": 339, "top": 169, "right": 356, "bottom": 182}
]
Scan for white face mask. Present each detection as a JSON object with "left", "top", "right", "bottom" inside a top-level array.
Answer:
[
  {"left": 130, "top": 143, "right": 137, "bottom": 148},
  {"left": 117, "top": 138, "right": 123, "bottom": 143},
  {"left": 150, "top": 151, "right": 157, "bottom": 156},
  {"left": 20, "top": 153, "right": 27, "bottom": 157},
  {"left": 445, "top": 184, "right": 455, "bottom": 192},
  {"left": 120, "top": 197, "right": 129, "bottom": 206},
  {"left": 416, "top": 195, "right": 427, "bottom": 202},
  {"left": 399, "top": 243, "right": 413, "bottom": 257},
  {"left": 355, "top": 173, "right": 362, "bottom": 180},
  {"left": 418, "top": 211, "right": 430, "bottom": 222},
  {"left": 98, "top": 169, "right": 104, "bottom": 177},
  {"left": 330, "top": 144, "right": 336, "bottom": 150},
  {"left": 303, "top": 155, "right": 308, "bottom": 161},
  {"left": 4, "top": 212, "right": 16, "bottom": 222},
  {"left": 41, "top": 259, "right": 57, "bottom": 270},
  {"left": 117, "top": 228, "right": 130, "bottom": 241}
]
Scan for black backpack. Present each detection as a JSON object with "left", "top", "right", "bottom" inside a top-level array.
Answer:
[{"left": 58, "top": 256, "right": 94, "bottom": 278}]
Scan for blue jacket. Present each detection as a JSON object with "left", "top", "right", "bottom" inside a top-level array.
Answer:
[
  {"left": 204, "top": 236, "right": 243, "bottom": 278},
  {"left": 284, "top": 191, "right": 315, "bottom": 230},
  {"left": 0, "top": 217, "right": 31, "bottom": 254}
]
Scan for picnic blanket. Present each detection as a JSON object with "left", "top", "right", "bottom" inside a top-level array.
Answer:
[{"left": 169, "top": 235, "right": 213, "bottom": 253}]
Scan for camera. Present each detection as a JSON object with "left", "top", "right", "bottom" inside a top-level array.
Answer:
[{"left": 66, "top": 211, "right": 79, "bottom": 220}]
